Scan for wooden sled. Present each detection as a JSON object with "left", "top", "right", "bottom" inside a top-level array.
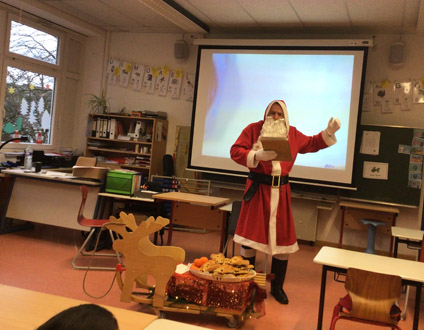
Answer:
[{"left": 106, "top": 212, "right": 266, "bottom": 328}]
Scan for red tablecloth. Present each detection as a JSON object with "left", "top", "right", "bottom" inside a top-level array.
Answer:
[{"left": 166, "top": 271, "right": 266, "bottom": 316}]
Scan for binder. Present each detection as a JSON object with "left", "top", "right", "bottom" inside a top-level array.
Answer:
[
  {"left": 102, "top": 119, "right": 108, "bottom": 138},
  {"left": 109, "top": 118, "right": 117, "bottom": 139},
  {"left": 91, "top": 119, "right": 97, "bottom": 137},
  {"left": 96, "top": 118, "right": 101, "bottom": 137},
  {"left": 134, "top": 120, "right": 142, "bottom": 139}
]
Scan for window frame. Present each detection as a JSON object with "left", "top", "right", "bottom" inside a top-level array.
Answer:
[{"left": 0, "top": 13, "right": 65, "bottom": 150}]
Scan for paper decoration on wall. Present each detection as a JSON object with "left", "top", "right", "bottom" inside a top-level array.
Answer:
[
  {"left": 362, "top": 92, "right": 371, "bottom": 112},
  {"left": 156, "top": 66, "right": 170, "bottom": 96},
  {"left": 143, "top": 66, "right": 157, "bottom": 94},
  {"left": 168, "top": 69, "right": 183, "bottom": 99},
  {"left": 412, "top": 79, "right": 424, "bottom": 103},
  {"left": 373, "top": 79, "right": 391, "bottom": 107},
  {"left": 106, "top": 58, "right": 120, "bottom": 85},
  {"left": 119, "top": 61, "right": 133, "bottom": 88},
  {"left": 182, "top": 73, "right": 194, "bottom": 101},
  {"left": 393, "top": 81, "right": 412, "bottom": 111},
  {"left": 130, "top": 64, "right": 145, "bottom": 91}
]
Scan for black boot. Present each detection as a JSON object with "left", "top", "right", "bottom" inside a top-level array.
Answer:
[
  {"left": 241, "top": 245, "right": 256, "bottom": 269},
  {"left": 243, "top": 256, "right": 256, "bottom": 269},
  {"left": 271, "top": 258, "right": 289, "bottom": 304}
]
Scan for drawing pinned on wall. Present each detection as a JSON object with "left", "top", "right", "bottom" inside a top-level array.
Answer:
[
  {"left": 373, "top": 79, "right": 390, "bottom": 106},
  {"left": 168, "top": 69, "right": 183, "bottom": 99},
  {"left": 130, "top": 64, "right": 145, "bottom": 91},
  {"left": 413, "top": 79, "right": 424, "bottom": 103},
  {"left": 182, "top": 73, "right": 194, "bottom": 101},
  {"left": 382, "top": 99, "right": 392, "bottom": 114},
  {"left": 119, "top": 61, "right": 132, "bottom": 88},
  {"left": 393, "top": 81, "right": 412, "bottom": 111},
  {"left": 156, "top": 66, "right": 170, "bottom": 97},
  {"left": 143, "top": 66, "right": 157, "bottom": 94},
  {"left": 363, "top": 161, "right": 388, "bottom": 180},
  {"left": 409, "top": 154, "right": 423, "bottom": 188},
  {"left": 106, "top": 58, "right": 120, "bottom": 85}
]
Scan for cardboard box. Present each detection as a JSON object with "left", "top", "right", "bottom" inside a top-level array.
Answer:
[{"left": 72, "top": 157, "right": 108, "bottom": 180}]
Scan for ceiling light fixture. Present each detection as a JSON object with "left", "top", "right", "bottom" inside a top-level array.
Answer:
[{"left": 136, "top": 0, "right": 209, "bottom": 34}]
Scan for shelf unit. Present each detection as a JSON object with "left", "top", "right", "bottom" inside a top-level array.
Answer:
[{"left": 86, "top": 113, "right": 168, "bottom": 180}]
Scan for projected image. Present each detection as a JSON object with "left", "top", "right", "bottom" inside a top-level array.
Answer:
[{"left": 190, "top": 46, "right": 366, "bottom": 186}]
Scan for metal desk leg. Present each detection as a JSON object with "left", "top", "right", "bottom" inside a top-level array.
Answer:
[
  {"left": 219, "top": 210, "right": 228, "bottom": 253},
  {"left": 317, "top": 265, "right": 328, "bottom": 330},
  {"left": 393, "top": 237, "right": 399, "bottom": 258},
  {"left": 166, "top": 201, "right": 174, "bottom": 246},
  {"left": 413, "top": 282, "right": 422, "bottom": 330}
]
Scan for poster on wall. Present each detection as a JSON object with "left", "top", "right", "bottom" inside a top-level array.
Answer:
[
  {"left": 156, "top": 66, "right": 170, "bottom": 96},
  {"left": 106, "top": 58, "right": 120, "bottom": 85},
  {"left": 373, "top": 80, "right": 391, "bottom": 107},
  {"left": 119, "top": 61, "right": 132, "bottom": 88},
  {"left": 168, "top": 69, "right": 183, "bottom": 99},
  {"left": 143, "top": 66, "right": 157, "bottom": 94},
  {"left": 393, "top": 81, "right": 412, "bottom": 111},
  {"left": 182, "top": 73, "right": 194, "bottom": 101},
  {"left": 413, "top": 79, "right": 424, "bottom": 103},
  {"left": 130, "top": 64, "right": 145, "bottom": 91}
]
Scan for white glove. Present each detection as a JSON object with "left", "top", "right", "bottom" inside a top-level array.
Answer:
[
  {"left": 255, "top": 149, "right": 277, "bottom": 161},
  {"left": 326, "top": 117, "right": 341, "bottom": 136}
]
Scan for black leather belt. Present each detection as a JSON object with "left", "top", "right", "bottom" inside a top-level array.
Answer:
[{"left": 243, "top": 172, "right": 289, "bottom": 202}]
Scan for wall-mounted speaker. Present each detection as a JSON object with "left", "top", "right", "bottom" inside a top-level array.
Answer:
[
  {"left": 389, "top": 42, "right": 405, "bottom": 64},
  {"left": 174, "top": 40, "right": 188, "bottom": 60}
]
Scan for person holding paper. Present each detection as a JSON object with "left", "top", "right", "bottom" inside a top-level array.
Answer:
[{"left": 230, "top": 100, "right": 340, "bottom": 304}]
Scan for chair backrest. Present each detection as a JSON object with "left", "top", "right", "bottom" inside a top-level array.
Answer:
[
  {"left": 345, "top": 267, "right": 401, "bottom": 324},
  {"left": 227, "top": 201, "right": 242, "bottom": 235},
  {"left": 77, "top": 185, "right": 88, "bottom": 225}
]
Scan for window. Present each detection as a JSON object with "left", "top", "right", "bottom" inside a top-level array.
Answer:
[{"left": 2, "top": 17, "right": 61, "bottom": 145}]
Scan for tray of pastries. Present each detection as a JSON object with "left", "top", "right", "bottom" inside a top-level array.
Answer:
[{"left": 189, "top": 253, "right": 256, "bottom": 282}]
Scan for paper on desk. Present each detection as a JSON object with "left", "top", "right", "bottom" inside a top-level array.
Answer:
[{"left": 43, "top": 171, "right": 73, "bottom": 177}]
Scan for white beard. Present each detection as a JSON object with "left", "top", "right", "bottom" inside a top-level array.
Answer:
[{"left": 260, "top": 117, "right": 287, "bottom": 138}]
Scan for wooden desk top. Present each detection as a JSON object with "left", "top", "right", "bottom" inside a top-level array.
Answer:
[
  {"left": 339, "top": 200, "right": 399, "bottom": 214},
  {"left": 98, "top": 192, "right": 155, "bottom": 203},
  {"left": 313, "top": 246, "right": 424, "bottom": 283},
  {"left": 391, "top": 226, "right": 424, "bottom": 241},
  {"left": 153, "top": 192, "right": 229, "bottom": 208},
  {"left": 0, "top": 285, "right": 157, "bottom": 330},
  {"left": 2, "top": 168, "right": 101, "bottom": 186}
]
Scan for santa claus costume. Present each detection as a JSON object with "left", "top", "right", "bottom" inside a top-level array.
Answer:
[{"left": 230, "top": 99, "right": 338, "bottom": 304}]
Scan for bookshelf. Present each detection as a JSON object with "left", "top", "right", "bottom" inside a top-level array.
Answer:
[{"left": 86, "top": 113, "right": 168, "bottom": 180}]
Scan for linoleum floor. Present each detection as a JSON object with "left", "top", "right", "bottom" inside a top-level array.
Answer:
[{"left": 0, "top": 223, "right": 422, "bottom": 329}]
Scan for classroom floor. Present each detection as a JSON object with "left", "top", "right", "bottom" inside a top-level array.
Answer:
[{"left": 0, "top": 222, "right": 423, "bottom": 330}]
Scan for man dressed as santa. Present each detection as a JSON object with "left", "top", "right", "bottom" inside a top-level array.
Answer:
[{"left": 230, "top": 100, "right": 340, "bottom": 304}]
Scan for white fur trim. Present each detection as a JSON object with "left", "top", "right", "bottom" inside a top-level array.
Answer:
[
  {"left": 234, "top": 235, "right": 299, "bottom": 255},
  {"left": 247, "top": 150, "right": 258, "bottom": 168},
  {"left": 322, "top": 129, "right": 337, "bottom": 146},
  {"left": 273, "top": 254, "right": 289, "bottom": 260}
]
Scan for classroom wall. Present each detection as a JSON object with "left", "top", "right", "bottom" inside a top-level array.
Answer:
[{"left": 75, "top": 31, "right": 424, "bottom": 254}]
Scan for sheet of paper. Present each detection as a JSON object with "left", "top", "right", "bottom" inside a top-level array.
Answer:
[
  {"left": 363, "top": 161, "right": 388, "bottom": 180},
  {"left": 360, "top": 131, "right": 380, "bottom": 155}
]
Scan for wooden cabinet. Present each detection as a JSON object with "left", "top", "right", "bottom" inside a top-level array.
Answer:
[{"left": 85, "top": 114, "right": 167, "bottom": 180}]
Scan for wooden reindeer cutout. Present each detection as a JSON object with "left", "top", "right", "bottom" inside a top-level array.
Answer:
[{"left": 106, "top": 212, "right": 185, "bottom": 307}]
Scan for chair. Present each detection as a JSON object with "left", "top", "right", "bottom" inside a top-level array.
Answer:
[
  {"left": 400, "top": 232, "right": 424, "bottom": 320},
  {"left": 223, "top": 201, "right": 242, "bottom": 257},
  {"left": 330, "top": 267, "right": 402, "bottom": 330},
  {"left": 72, "top": 185, "right": 120, "bottom": 270}
]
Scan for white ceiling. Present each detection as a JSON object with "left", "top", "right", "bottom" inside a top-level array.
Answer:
[{"left": 4, "top": 0, "right": 424, "bottom": 36}]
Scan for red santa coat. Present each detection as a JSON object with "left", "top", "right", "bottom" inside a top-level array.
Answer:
[{"left": 230, "top": 100, "right": 335, "bottom": 255}]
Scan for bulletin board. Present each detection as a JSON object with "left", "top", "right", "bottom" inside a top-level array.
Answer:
[{"left": 342, "top": 124, "right": 422, "bottom": 207}]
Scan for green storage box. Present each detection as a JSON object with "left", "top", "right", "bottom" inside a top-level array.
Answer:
[{"left": 105, "top": 170, "right": 141, "bottom": 195}]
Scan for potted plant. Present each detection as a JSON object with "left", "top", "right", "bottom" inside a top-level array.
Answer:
[{"left": 87, "top": 90, "right": 110, "bottom": 114}]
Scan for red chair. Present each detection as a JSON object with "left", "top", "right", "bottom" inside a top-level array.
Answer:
[
  {"left": 330, "top": 268, "right": 402, "bottom": 330},
  {"left": 72, "top": 185, "right": 120, "bottom": 270}
]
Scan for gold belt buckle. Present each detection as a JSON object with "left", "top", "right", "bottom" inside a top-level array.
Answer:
[{"left": 271, "top": 175, "right": 280, "bottom": 188}]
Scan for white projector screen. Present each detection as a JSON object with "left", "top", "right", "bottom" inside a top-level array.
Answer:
[{"left": 188, "top": 45, "right": 368, "bottom": 187}]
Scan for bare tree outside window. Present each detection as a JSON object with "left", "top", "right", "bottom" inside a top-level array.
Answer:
[{"left": 2, "top": 20, "right": 59, "bottom": 143}]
